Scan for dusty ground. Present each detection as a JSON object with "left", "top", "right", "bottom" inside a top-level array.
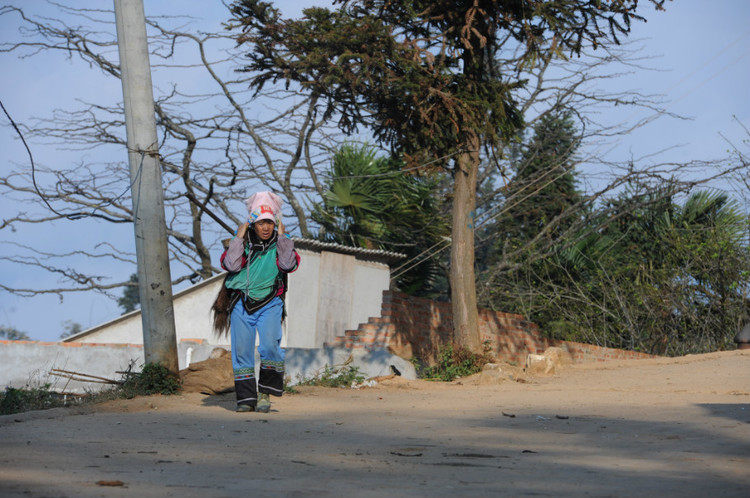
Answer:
[{"left": 1, "top": 350, "right": 748, "bottom": 497}]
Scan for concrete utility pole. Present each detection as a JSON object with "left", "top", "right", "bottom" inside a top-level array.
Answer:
[{"left": 114, "top": 0, "right": 178, "bottom": 372}]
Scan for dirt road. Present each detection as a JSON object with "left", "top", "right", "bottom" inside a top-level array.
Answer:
[{"left": 1, "top": 350, "right": 748, "bottom": 497}]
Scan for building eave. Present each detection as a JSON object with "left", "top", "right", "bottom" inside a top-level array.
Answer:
[{"left": 291, "top": 237, "right": 407, "bottom": 264}]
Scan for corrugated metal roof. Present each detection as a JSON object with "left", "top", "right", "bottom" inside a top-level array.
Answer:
[{"left": 291, "top": 237, "right": 407, "bottom": 264}]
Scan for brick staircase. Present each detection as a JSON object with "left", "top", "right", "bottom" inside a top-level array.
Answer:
[{"left": 324, "top": 316, "right": 395, "bottom": 350}]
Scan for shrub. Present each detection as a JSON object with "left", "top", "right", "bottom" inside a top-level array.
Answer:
[
  {"left": 119, "top": 363, "right": 181, "bottom": 397},
  {"left": 295, "top": 365, "right": 365, "bottom": 388},
  {"left": 419, "top": 343, "right": 494, "bottom": 382},
  {"left": 0, "top": 384, "right": 69, "bottom": 415}
]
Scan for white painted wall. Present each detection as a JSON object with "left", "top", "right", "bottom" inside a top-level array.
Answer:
[
  {"left": 284, "top": 249, "right": 320, "bottom": 348},
  {"left": 352, "top": 259, "right": 391, "bottom": 323},
  {"left": 315, "top": 252, "right": 356, "bottom": 346}
]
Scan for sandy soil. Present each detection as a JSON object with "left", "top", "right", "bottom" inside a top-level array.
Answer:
[{"left": 1, "top": 350, "right": 748, "bottom": 497}]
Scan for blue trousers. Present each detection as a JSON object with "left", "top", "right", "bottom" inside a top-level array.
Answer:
[{"left": 230, "top": 296, "right": 285, "bottom": 407}]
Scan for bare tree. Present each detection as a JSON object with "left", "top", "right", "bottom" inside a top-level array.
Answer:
[{"left": 0, "top": 3, "right": 339, "bottom": 300}]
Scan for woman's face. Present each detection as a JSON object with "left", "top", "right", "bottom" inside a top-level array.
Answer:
[{"left": 252, "top": 219, "right": 276, "bottom": 241}]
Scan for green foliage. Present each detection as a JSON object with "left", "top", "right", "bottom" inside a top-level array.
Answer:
[
  {"left": 418, "top": 343, "right": 494, "bottom": 382},
  {"left": 119, "top": 363, "right": 181, "bottom": 397},
  {"left": 482, "top": 182, "right": 750, "bottom": 356},
  {"left": 0, "top": 325, "right": 30, "bottom": 340},
  {"left": 478, "top": 112, "right": 583, "bottom": 278},
  {"left": 311, "top": 144, "right": 450, "bottom": 295},
  {"left": 479, "top": 108, "right": 750, "bottom": 357},
  {"left": 231, "top": 0, "right": 649, "bottom": 167},
  {"left": 496, "top": 113, "right": 582, "bottom": 244},
  {"left": 295, "top": 365, "right": 365, "bottom": 388},
  {"left": 59, "top": 320, "right": 83, "bottom": 340},
  {"left": 0, "top": 384, "right": 65, "bottom": 415},
  {"left": 118, "top": 273, "right": 140, "bottom": 314}
]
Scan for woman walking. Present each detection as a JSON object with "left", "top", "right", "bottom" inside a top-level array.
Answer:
[{"left": 212, "top": 191, "right": 300, "bottom": 413}]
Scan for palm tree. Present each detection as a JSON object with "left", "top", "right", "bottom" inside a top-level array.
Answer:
[
  {"left": 311, "top": 144, "right": 449, "bottom": 295},
  {"left": 543, "top": 188, "right": 749, "bottom": 354}
]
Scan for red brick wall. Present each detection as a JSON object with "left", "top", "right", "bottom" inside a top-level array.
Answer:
[{"left": 327, "top": 291, "right": 656, "bottom": 364}]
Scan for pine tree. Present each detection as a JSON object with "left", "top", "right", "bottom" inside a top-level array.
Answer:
[
  {"left": 494, "top": 112, "right": 582, "bottom": 250},
  {"left": 117, "top": 273, "right": 140, "bottom": 314}
]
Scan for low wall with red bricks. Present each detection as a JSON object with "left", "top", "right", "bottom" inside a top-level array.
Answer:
[{"left": 327, "top": 291, "right": 655, "bottom": 365}]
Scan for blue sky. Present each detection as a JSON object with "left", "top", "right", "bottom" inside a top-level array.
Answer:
[
  {"left": 610, "top": 0, "right": 749, "bottom": 163},
  {"left": 1, "top": 0, "right": 749, "bottom": 342}
]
